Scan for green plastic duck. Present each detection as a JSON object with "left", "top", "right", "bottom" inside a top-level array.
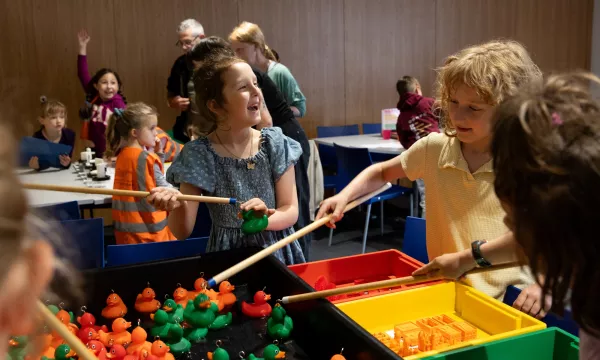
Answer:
[
  {"left": 240, "top": 210, "right": 268, "bottom": 234},
  {"left": 41, "top": 344, "right": 75, "bottom": 360},
  {"left": 245, "top": 344, "right": 286, "bottom": 360},
  {"left": 166, "top": 323, "right": 191, "bottom": 357},
  {"left": 7, "top": 336, "right": 28, "bottom": 360},
  {"left": 183, "top": 293, "right": 232, "bottom": 343},
  {"left": 47, "top": 304, "right": 60, "bottom": 315},
  {"left": 150, "top": 309, "right": 173, "bottom": 339},
  {"left": 267, "top": 304, "right": 293, "bottom": 340},
  {"left": 163, "top": 298, "right": 184, "bottom": 324},
  {"left": 207, "top": 347, "right": 230, "bottom": 360}
]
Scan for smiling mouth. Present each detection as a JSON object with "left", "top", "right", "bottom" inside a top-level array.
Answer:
[{"left": 247, "top": 105, "right": 259, "bottom": 112}]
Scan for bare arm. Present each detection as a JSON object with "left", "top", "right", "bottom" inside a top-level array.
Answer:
[
  {"left": 166, "top": 183, "right": 201, "bottom": 240},
  {"left": 265, "top": 166, "right": 298, "bottom": 230},
  {"left": 316, "top": 155, "right": 407, "bottom": 221},
  {"left": 290, "top": 106, "right": 301, "bottom": 118},
  {"left": 257, "top": 93, "right": 273, "bottom": 129}
]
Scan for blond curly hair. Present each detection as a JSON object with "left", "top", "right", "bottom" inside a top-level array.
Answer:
[{"left": 436, "top": 39, "right": 542, "bottom": 136}]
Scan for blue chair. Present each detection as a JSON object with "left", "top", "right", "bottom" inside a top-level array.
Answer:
[
  {"left": 402, "top": 216, "right": 428, "bottom": 264},
  {"left": 57, "top": 218, "right": 105, "bottom": 269},
  {"left": 362, "top": 123, "right": 382, "bottom": 134},
  {"left": 317, "top": 125, "right": 360, "bottom": 190},
  {"left": 328, "top": 144, "right": 414, "bottom": 253},
  {"left": 37, "top": 201, "right": 81, "bottom": 221},
  {"left": 503, "top": 285, "right": 579, "bottom": 336},
  {"left": 105, "top": 237, "right": 209, "bottom": 267},
  {"left": 188, "top": 203, "right": 212, "bottom": 238}
]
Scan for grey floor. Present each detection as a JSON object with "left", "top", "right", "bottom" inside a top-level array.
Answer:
[{"left": 308, "top": 204, "right": 409, "bottom": 261}]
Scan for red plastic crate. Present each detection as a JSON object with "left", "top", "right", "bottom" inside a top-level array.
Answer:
[{"left": 288, "top": 250, "right": 443, "bottom": 304}]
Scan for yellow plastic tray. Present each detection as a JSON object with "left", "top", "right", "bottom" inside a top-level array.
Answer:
[{"left": 336, "top": 281, "right": 546, "bottom": 359}]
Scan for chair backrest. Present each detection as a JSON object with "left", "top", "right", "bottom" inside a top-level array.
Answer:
[
  {"left": 58, "top": 218, "right": 104, "bottom": 269},
  {"left": 334, "top": 144, "right": 373, "bottom": 189},
  {"left": 503, "top": 285, "right": 579, "bottom": 336},
  {"left": 362, "top": 123, "right": 382, "bottom": 134},
  {"left": 316, "top": 125, "right": 360, "bottom": 138},
  {"left": 105, "top": 237, "right": 209, "bottom": 267},
  {"left": 402, "top": 216, "right": 428, "bottom": 264},
  {"left": 37, "top": 201, "right": 81, "bottom": 221},
  {"left": 188, "top": 203, "right": 212, "bottom": 238}
]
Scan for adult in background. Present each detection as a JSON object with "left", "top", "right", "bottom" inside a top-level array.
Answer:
[
  {"left": 167, "top": 19, "right": 205, "bottom": 143},
  {"left": 229, "top": 22, "right": 306, "bottom": 119},
  {"left": 395, "top": 76, "right": 440, "bottom": 218},
  {"left": 189, "top": 37, "right": 313, "bottom": 260}
]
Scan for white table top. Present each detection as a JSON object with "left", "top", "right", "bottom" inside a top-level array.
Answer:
[
  {"left": 17, "top": 162, "right": 172, "bottom": 208},
  {"left": 313, "top": 134, "right": 405, "bottom": 155}
]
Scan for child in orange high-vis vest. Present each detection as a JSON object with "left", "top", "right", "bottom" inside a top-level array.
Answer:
[
  {"left": 156, "top": 127, "right": 183, "bottom": 162},
  {"left": 105, "top": 103, "right": 176, "bottom": 244}
]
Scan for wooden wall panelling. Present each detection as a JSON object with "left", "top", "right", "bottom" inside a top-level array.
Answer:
[
  {"left": 237, "top": 0, "right": 346, "bottom": 138},
  {"left": 113, "top": 0, "right": 239, "bottom": 132},
  {"left": 514, "top": 0, "right": 593, "bottom": 73},
  {"left": 0, "top": 0, "right": 38, "bottom": 136},
  {"left": 344, "top": 0, "right": 437, "bottom": 128}
]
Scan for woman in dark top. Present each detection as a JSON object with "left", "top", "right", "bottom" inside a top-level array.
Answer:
[
  {"left": 30, "top": 98, "right": 75, "bottom": 170},
  {"left": 189, "top": 37, "right": 313, "bottom": 260}
]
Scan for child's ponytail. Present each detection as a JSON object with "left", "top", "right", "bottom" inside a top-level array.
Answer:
[{"left": 104, "top": 103, "right": 157, "bottom": 158}]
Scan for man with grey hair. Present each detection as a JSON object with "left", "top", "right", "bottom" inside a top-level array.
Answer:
[{"left": 167, "top": 19, "right": 205, "bottom": 142}]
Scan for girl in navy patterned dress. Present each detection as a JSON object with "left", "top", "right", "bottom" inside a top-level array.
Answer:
[{"left": 148, "top": 54, "right": 305, "bottom": 265}]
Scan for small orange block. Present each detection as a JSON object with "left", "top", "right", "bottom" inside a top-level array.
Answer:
[
  {"left": 437, "top": 325, "right": 462, "bottom": 345},
  {"left": 450, "top": 321, "right": 477, "bottom": 341},
  {"left": 372, "top": 332, "right": 401, "bottom": 354}
]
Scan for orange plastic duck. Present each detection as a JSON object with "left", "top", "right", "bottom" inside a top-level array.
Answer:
[
  {"left": 216, "top": 281, "right": 236, "bottom": 308},
  {"left": 98, "top": 318, "right": 132, "bottom": 347},
  {"left": 135, "top": 284, "right": 161, "bottom": 314},
  {"left": 150, "top": 339, "right": 175, "bottom": 360},
  {"left": 106, "top": 344, "right": 127, "bottom": 360},
  {"left": 102, "top": 292, "right": 128, "bottom": 320},
  {"left": 51, "top": 310, "right": 79, "bottom": 348},
  {"left": 127, "top": 322, "right": 152, "bottom": 356},
  {"left": 187, "top": 275, "right": 218, "bottom": 301},
  {"left": 173, "top": 285, "right": 189, "bottom": 308},
  {"left": 241, "top": 290, "right": 272, "bottom": 318},
  {"left": 36, "top": 333, "right": 56, "bottom": 360}
]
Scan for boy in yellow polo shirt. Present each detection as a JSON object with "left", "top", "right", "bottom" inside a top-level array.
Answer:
[{"left": 316, "top": 40, "right": 545, "bottom": 317}]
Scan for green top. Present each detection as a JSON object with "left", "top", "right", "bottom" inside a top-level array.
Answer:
[{"left": 267, "top": 62, "right": 306, "bottom": 117}]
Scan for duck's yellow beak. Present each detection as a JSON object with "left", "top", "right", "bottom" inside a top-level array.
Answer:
[
  {"left": 163, "top": 305, "right": 173, "bottom": 312},
  {"left": 8, "top": 339, "right": 18, "bottom": 347},
  {"left": 199, "top": 300, "right": 212, "bottom": 309},
  {"left": 265, "top": 294, "right": 272, "bottom": 301},
  {"left": 66, "top": 349, "right": 76, "bottom": 358},
  {"left": 275, "top": 351, "right": 286, "bottom": 359}
]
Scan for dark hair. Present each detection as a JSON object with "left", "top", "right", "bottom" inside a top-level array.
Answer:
[
  {"left": 491, "top": 72, "right": 600, "bottom": 336},
  {"left": 189, "top": 36, "right": 235, "bottom": 64},
  {"left": 193, "top": 54, "right": 245, "bottom": 135},
  {"left": 396, "top": 76, "right": 420, "bottom": 95},
  {"left": 105, "top": 102, "right": 157, "bottom": 158},
  {"left": 86, "top": 68, "right": 126, "bottom": 104},
  {"left": 271, "top": 48, "right": 280, "bottom": 62}
]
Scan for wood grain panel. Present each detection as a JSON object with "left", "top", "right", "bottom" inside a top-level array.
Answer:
[
  {"left": 237, "top": 0, "right": 346, "bottom": 138},
  {"left": 344, "top": 0, "right": 437, "bottom": 128},
  {"left": 113, "top": 0, "right": 239, "bottom": 132}
]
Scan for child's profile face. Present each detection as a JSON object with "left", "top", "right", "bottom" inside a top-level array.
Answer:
[
  {"left": 134, "top": 115, "right": 159, "bottom": 149},
  {"left": 94, "top": 73, "right": 119, "bottom": 101},
  {"left": 216, "top": 62, "right": 262, "bottom": 129},
  {"left": 40, "top": 112, "right": 66, "bottom": 133},
  {"left": 448, "top": 84, "right": 494, "bottom": 146},
  {"left": 230, "top": 40, "right": 258, "bottom": 66}
]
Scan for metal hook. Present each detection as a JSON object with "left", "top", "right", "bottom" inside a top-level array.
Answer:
[
  {"left": 340, "top": 348, "right": 344, "bottom": 355},
  {"left": 272, "top": 339, "right": 279, "bottom": 346},
  {"left": 238, "top": 351, "right": 246, "bottom": 359},
  {"left": 138, "top": 319, "right": 141, "bottom": 327},
  {"left": 154, "top": 336, "right": 160, "bottom": 341},
  {"left": 215, "top": 340, "right": 222, "bottom": 348},
  {"left": 176, "top": 283, "right": 182, "bottom": 288},
  {"left": 111, "top": 289, "right": 115, "bottom": 293},
  {"left": 147, "top": 281, "right": 151, "bottom": 288},
  {"left": 199, "top": 272, "right": 204, "bottom": 278},
  {"left": 165, "top": 294, "right": 170, "bottom": 300},
  {"left": 58, "top": 302, "right": 65, "bottom": 310},
  {"left": 80, "top": 306, "right": 87, "bottom": 313},
  {"left": 263, "top": 286, "right": 267, "bottom": 292}
]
